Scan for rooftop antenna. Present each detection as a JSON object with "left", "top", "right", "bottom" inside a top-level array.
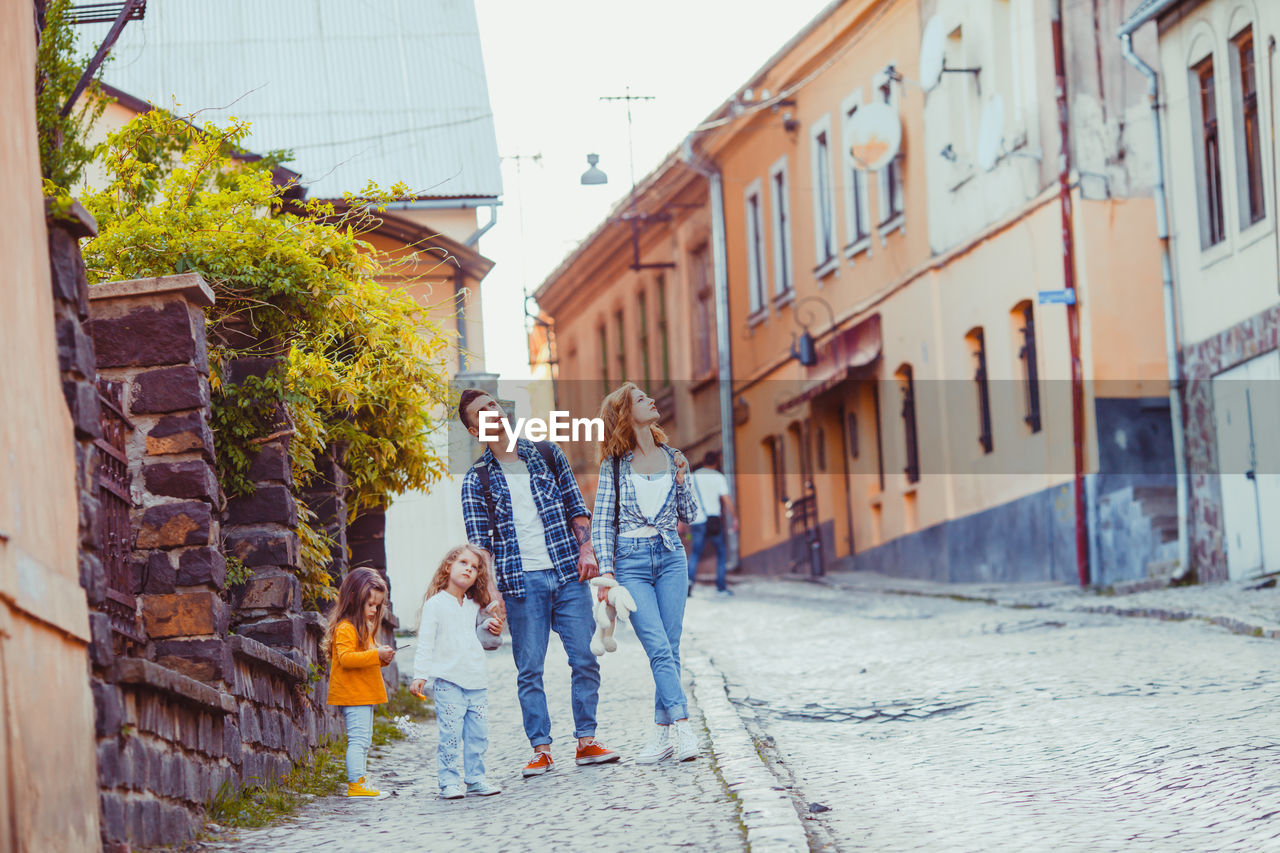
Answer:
[
  {"left": 597, "top": 86, "right": 675, "bottom": 272},
  {"left": 600, "top": 86, "right": 656, "bottom": 197}
]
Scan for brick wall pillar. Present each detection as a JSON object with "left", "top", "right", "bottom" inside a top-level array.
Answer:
[{"left": 87, "top": 274, "right": 228, "bottom": 682}]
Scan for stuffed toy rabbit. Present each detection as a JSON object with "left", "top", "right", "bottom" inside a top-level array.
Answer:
[{"left": 588, "top": 576, "right": 636, "bottom": 656}]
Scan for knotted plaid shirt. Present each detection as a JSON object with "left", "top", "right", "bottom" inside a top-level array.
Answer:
[
  {"left": 591, "top": 445, "right": 699, "bottom": 574},
  {"left": 461, "top": 439, "right": 590, "bottom": 599}
]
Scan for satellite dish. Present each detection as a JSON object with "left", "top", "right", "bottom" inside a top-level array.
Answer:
[
  {"left": 976, "top": 95, "right": 1005, "bottom": 171},
  {"left": 847, "top": 102, "right": 902, "bottom": 171},
  {"left": 919, "top": 15, "right": 945, "bottom": 91}
]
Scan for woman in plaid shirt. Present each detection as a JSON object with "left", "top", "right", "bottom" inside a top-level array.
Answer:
[{"left": 591, "top": 382, "right": 701, "bottom": 764}]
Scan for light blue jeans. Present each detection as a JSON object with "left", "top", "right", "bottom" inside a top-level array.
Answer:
[
  {"left": 504, "top": 569, "right": 600, "bottom": 747},
  {"left": 614, "top": 535, "right": 689, "bottom": 724},
  {"left": 433, "top": 678, "right": 489, "bottom": 789},
  {"left": 340, "top": 705, "right": 374, "bottom": 783}
]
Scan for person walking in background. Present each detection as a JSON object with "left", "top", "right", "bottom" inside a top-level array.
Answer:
[
  {"left": 592, "top": 383, "right": 701, "bottom": 764},
  {"left": 324, "top": 567, "right": 396, "bottom": 800},
  {"left": 686, "top": 450, "right": 740, "bottom": 598},
  {"left": 456, "top": 389, "right": 621, "bottom": 778},
  {"left": 410, "top": 544, "right": 504, "bottom": 800}
]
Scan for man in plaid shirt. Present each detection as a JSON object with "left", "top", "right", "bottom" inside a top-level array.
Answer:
[{"left": 457, "top": 390, "right": 620, "bottom": 776}]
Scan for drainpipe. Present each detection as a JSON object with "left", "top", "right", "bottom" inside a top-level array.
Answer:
[
  {"left": 680, "top": 135, "right": 738, "bottom": 504},
  {"left": 1051, "top": 0, "right": 1090, "bottom": 587},
  {"left": 1120, "top": 32, "right": 1190, "bottom": 581},
  {"left": 464, "top": 204, "right": 499, "bottom": 247}
]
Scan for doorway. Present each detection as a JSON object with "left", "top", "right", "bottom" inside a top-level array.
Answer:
[{"left": 1211, "top": 350, "right": 1280, "bottom": 579}]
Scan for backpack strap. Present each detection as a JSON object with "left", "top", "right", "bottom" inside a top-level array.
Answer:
[
  {"left": 474, "top": 461, "right": 498, "bottom": 538},
  {"left": 534, "top": 440, "right": 557, "bottom": 475}
]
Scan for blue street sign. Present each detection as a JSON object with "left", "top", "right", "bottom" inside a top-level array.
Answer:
[{"left": 1038, "top": 289, "right": 1077, "bottom": 305}]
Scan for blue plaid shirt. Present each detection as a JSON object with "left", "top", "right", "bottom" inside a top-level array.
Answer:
[
  {"left": 591, "top": 446, "right": 699, "bottom": 574},
  {"left": 461, "top": 439, "right": 591, "bottom": 599}
]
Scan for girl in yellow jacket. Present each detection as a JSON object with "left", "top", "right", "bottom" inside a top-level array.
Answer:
[{"left": 325, "top": 567, "right": 395, "bottom": 798}]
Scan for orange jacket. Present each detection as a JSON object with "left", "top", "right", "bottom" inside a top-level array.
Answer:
[{"left": 327, "top": 620, "right": 388, "bottom": 706}]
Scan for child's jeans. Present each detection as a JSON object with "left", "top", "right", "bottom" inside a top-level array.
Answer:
[
  {"left": 433, "top": 678, "right": 489, "bottom": 789},
  {"left": 340, "top": 705, "right": 374, "bottom": 783}
]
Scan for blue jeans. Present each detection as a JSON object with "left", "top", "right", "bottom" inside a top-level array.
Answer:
[
  {"left": 433, "top": 679, "right": 489, "bottom": 789},
  {"left": 687, "top": 521, "right": 729, "bottom": 592},
  {"left": 615, "top": 535, "right": 689, "bottom": 724},
  {"left": 340, "top": 705, "right": 373, "bottom": 783},
  {"left": 504, "top": 570, "right": 600, "bottom": 747}
]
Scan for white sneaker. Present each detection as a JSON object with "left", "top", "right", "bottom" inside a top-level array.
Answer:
[
  {"left": 673, "top": 720, "right": 699, "bottom": 761},
  {"left": 634, "top": 725, "right": 673, "bottom": 764},
  {"left": 440, "top": 785, "right": 465, "bottom": 800}
]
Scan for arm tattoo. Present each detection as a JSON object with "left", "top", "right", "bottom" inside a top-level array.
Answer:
[{"left": 571, "top": 518, "right": 591, "bottom": 547}]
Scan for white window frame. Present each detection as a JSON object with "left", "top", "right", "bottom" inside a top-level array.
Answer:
[
  {"left": 1226, "top": 15, "right": 1270, "bottom": 242},
  {"left": 769, "top": 156, "right": 794, "bottom": 299},
  {"left": 744, "top": 178, "right": 768, "bottom": 316},
  {"left": 809, "top": 114, "right": 839, "bottom": 277},
  {"left": 874, "top": 68, "right": 906, "bottom": 236},
  {"left": 840, "top": 89, "right": 873, "bottom": 259}
]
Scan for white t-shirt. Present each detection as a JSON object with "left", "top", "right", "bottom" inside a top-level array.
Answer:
[
  {"left": 498, "top": 458, "right": 554, "bottom": 571},
  {"left": 691, "top": 468, "right": 730, "bottom": 524},
  {"left": 412, "top": 591, "right": 490, "bottom": 690}
]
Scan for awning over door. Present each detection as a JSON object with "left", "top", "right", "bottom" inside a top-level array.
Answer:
[{"left": 778, "top": 314, "right": 881, "bottom": 413}]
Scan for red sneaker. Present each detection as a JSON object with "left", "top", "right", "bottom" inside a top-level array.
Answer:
[
  {"left": 521, "top": 751, "right": 554, "bottom": 777},
  {"left": 575, "top": 738, "right": 621, "bottom": 766}
]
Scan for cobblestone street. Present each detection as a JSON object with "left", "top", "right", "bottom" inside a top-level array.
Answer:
[
  {"left": 684, "top": 579, "right": 1280, "bottom": 851},
  {"left": 205, "top": 630, "right": 744, "bottom": 853}
]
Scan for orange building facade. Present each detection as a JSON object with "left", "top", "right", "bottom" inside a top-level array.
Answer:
[{"left": 536, "top": 0, "right": 1177, "bottom": 586}]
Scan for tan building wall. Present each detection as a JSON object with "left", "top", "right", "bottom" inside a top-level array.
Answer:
[{"left": 0, "top": 1, "right": 101, "bottom": 849}]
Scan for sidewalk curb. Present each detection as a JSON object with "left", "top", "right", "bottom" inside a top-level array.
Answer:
[
  {"left": 686, "top": 653, "right": 809, "bottom": 853},
  {"left": 809, "top": 575, "right": 1280, "bottom": 640}
]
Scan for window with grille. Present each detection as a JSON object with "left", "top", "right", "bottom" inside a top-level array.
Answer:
[
  {"left": 691, "top": 247, "right": 714, "bottom": 377},
  {"left": 898, "top": 366, "right": 920, "bottom": 483},
  {"left": 1233, "top": 27, "right": 1266, "bottom": 227},
  {"left": 615, "top": 309, "right": 626, "bottom": 381},
  {"left": 1192, "top": 55, "right": 1226, "bottom": 247},
  {"left": 770, "top": 158, "right": 794, "bottom": 296},
  {"left": 811, "top": 120, "right": 837, "bottom": 267},
  {"left": 968, "top": 329, "right": 994, "bottom": 454},
  {"left": 1015, "top": 302, "right": 1042, "bottom": 433},
  {"left": 598, "top": 322, "right": 609, "bottom": 395},
  {"left": 839, "top": 98, "right": 870, "bottom": 249},
  {"left": 656, "top": 273, "right": 671, "bottom": 387},
  {"left": 744, "top": 181, "right": 767, "bottom": 313},
  {"left": 638, "top": 289, "right": 651, "bottom": 390}
]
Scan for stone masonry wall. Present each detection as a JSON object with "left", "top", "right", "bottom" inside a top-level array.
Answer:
[{"left": 78, "top": 273, "right": 343, "bottom": 849}]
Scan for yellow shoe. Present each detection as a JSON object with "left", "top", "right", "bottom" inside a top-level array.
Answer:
[{"left": 346, "top": 777, "right": 384, "bottom": 798}]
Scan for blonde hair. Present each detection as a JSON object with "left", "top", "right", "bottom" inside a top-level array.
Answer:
[
  {"left": 323, "top": 567, "right": 387, "bottom": 661},
  {"left": 597, "top": 382, "right": 667, "bottom": 464},
  {"left": 419, "top": 544, "right": 493, "bottom": 625}
]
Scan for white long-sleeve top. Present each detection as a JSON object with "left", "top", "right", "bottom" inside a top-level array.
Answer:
[{"left": 412, "top": 592, "right": 489, "bottom": 690}]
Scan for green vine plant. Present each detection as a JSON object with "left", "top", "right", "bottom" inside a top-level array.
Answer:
[
  {"left": 36, "top": 0, "right": 110, "bottom": 199},
  {"left": 81, "top": 110, "right": 456, "bottom": 607}
]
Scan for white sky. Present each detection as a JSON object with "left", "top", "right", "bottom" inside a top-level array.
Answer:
[{"left": 473, "top": 0, "right": 837, "bottom": 380}]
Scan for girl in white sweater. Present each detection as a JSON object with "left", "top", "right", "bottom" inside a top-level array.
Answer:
[{"left": 410, "top": 544, "right": 504, "bottom": 799}]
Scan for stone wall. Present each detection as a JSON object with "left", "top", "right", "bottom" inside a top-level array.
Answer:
[
  {"left": 77, "top": 273, "right": 346, "bottom": 849},
  {"left": 1180, "top": 305, "right": 1280, "bottom": 582}
]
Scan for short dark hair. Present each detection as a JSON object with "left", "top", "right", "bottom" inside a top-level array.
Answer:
[
  {"left": 457, "top": 388, "right": 488, "bottom": 430},
  {"left": 701, "top": 450, "right": 722, "bottom": 470}
]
